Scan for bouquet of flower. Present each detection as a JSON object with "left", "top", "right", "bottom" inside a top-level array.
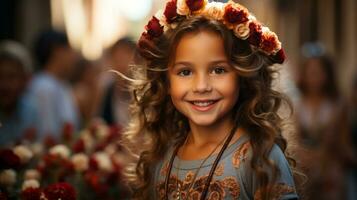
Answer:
[{"left": 0, "top": 120, "right": 130, "bottom": 200}]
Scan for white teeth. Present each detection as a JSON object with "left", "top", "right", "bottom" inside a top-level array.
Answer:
[{"left": 192, "top": 101, "right": 214, "bottom": 107}]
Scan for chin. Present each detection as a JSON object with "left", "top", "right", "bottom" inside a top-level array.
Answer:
[{"left": 189, "top": 117, "right": 219, "bottom": 127}]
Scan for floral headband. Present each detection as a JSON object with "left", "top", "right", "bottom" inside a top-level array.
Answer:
[{"left": 139, "top": 0, "right": 286, "bottom": 64}]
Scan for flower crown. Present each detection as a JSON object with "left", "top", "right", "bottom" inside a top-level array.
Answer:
[{"left": 139, "top": 0, "right": 286, "bottom": 64}]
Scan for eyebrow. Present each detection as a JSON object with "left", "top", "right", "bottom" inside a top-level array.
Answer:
[{"left": 172, "top": 60, "right": 229, "bottom": 68}]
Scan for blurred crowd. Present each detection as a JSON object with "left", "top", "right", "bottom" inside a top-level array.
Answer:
[
  {"left": 0, "top": 30, "right": 136, "bottom": 145},
  {"left": 0, "top": 30, "right": 356, "bottom": 199}
]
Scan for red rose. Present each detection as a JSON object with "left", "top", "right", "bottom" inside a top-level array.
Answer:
[
  {"left": 137, "top": 32, "right": 160, "bottom": 59},
  {"left": 271, "top": 48, "right": 286, "bottom": 64},
  {"left": 260, "top": 33, "right": 279, "bottom": 53},
  {"left": 186, "top": 0, "right": 204, "bottom": 12},
  {"left": 0, "top": 149, "right": 21, "bottom": 169},
  {"left": 223, "top": 3, "right": 249, "bottom": 24},
  {"left": 164, "top": 0, "right": 177, "bottom": 23},
  {"left": 248, "top": 22, "right": 263, "bottom": 46},
  {"left": 146, "top": 16, "right": 163, "bottom": 38},
  {"left": 44, "top": 182, "right": 76, "bottom": 200},
  {"left": 21, "top": 188, "right": 42, "bottom": 200}
]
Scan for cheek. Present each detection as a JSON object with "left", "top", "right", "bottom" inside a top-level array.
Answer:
[{"left": 218, "top": 75, "right": 240, "bottom": 100}]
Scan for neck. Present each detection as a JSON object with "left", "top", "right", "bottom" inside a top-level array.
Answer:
[
  {"left": 187, "top": 118, "right": 238, "bottom": 148},
  {"left": 45, "top": 63, "right": 64, "bottom": 81}
]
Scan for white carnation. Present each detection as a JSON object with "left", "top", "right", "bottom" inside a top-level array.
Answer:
[
  {"left": 13, "top": 145, "right": 33, "bottom": 163},
  {"left": 96, "top": 125, "right": 109, "bottom": 142},
  {"left": 49, "top": 144, "right": 70, "bottom": 159},
  {"left": 30, "top": 143, "right": 44, "bottom": 156},
  {"left": 22, "top": 179, "right": 40, "bottom": 191},
  {"left": 24, "top": 169, "right": 41, "bottom": 180},
  {"left": 71, "top": 153, "right": 89, "bottom": 172},
  {"left": 0, "top": 169, "right": 17, "bottom": 186},
  {"left": 94, "top": 152, "right": 113, "bottom": 172},
  {"left": 81, "top": 131, "right": 94, "bottom": 151}
]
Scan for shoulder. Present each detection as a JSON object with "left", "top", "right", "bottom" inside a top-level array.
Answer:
[
  {"left": 29, "top": 74, "right": 57, "bottom": 93},
  {"left": 232, "top": 143, "right": 299, "bottom": 199}
]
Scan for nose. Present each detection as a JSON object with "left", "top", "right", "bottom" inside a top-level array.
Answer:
[{"left": 193, "top": 73, "right": 212, "bottom": 93}]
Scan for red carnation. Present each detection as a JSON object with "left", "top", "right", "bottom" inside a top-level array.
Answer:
[
  {"left": 260, "top": 33, "right": 279, "bottom": 53},
  {"left": 146, "top": 16, "right": 163, "bottom": 38},
  {"left": 84, "top": 171, "right": 109, "bottom": 196},
  {"left": 62, "top": 122, "right": 74, "bottom": 142},
  {"left": 44, "top": 182, "right": 76, "bottom": 200},
  {"left": 0, "top": 149, "right": 21, "bottom": 169},
  {"left": 248, "top": 22, "right": 263, "bottom": 46},
  {"left": 186, "top": 0, "right": 204, "bottom": 12},
  {"left": 72, "top": 139, "right": 85, "bottom": 153},
  {"left": 271, "top": 48, "right": 286, "bottom": 64},
  {"left": 223, "top": 3, "right": 249, "bottom": 24},
  {"left": 21, "top": 188, "right": 42, "bottom": 200},
  {"left": 89, "top": 156, "right": 99, "bottom": 171},
  {"left": 164, "top": 0, "right": 177, "bottom": 23}
]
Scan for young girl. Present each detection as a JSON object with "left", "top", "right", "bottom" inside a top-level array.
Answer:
[{"left": 123, "top": 0, "right": 299, "bottom": 199}]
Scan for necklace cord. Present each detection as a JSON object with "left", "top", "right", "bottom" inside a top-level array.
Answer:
[
  {"left": 164, "top": 140, "right": 182, "bottom": 200},
  {"left": 199, "top": 125, "right": 238, "bottom": 200},
  {"left": 164, "top": 125, "right": 238, "bottom": 200}
]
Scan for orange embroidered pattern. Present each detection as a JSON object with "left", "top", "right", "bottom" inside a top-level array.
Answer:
[
  {"left": 254, "top": 183, "right": 295, "bottom": 200},
  {"left": 156, "top": 173, "right": 240, "bottom": 199},
  {"left": 232, "top": 141, "right": 250, "bottom": 168},
  {"left": 214, "top": 164, "right": 224, "bottom": 176}
]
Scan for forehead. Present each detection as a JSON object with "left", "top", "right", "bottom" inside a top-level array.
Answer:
[{"left": 173, "top": 31, "right": 227, "bottom": 62}]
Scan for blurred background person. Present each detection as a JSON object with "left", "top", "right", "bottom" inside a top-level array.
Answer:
[
  {"left": 25, "top": 30, "right": 79, "bottom": 141},
  {"left": 99, "top": 37, "right": 136, "bottom": 128},
  {"left": 294, "top": 43, "right": 355, "bottom": 200},
  {"left": 0, "top": 40, "right": 36, "bottom": 146},
  {"left": 295, "top": 43, "right": 341, "bottom": 148},
  {"left": 71, "top": 58, "right": 102, "bottom": 128}
]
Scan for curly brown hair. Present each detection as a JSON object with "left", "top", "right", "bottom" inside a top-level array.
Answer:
[{"left": 122, "top": 16, "right": 298, "bottom": 199}]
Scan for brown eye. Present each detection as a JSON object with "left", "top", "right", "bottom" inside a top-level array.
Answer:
[
  {"left": 178, "top": 69, "right": 192, "bottom": 76},
  {"left": 212, "top": 67, "right": 226, "bottom": 74}
]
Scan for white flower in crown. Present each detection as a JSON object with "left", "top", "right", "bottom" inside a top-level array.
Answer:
[
  {"left": 234, "top": 23, "right": 250, "bottom": 40},
  {"left": 155, "top": 9, "right": 170, "bottom": 32},
  {"left": 177, "top": 0, "right": 190, "bottom": 15},
  {"left": 22, "top": 179, "right": 40, "bottom": 191},
  {"left": 248, "top": 14, "right": 257, "bottom": 22},
  {"left": 201, "top": 2, "right": 225, "bottom": 20}
]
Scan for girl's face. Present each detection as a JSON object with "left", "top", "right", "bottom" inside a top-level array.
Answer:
[{"left": 168, "top": 31, "right": 239, "bottom": 128}]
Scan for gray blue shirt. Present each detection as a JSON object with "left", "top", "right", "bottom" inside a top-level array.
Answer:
[{"left": 153, "top": 135, "right": 298, "bottom": 199}]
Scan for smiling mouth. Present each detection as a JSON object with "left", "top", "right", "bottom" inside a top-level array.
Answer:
[{"left": 188, "top": 100, "right": 219, "bottom": 111}]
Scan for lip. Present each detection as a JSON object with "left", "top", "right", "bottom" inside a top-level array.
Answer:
[{"left": 187, "top": 99, "right": 220, "bottom": 112}]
